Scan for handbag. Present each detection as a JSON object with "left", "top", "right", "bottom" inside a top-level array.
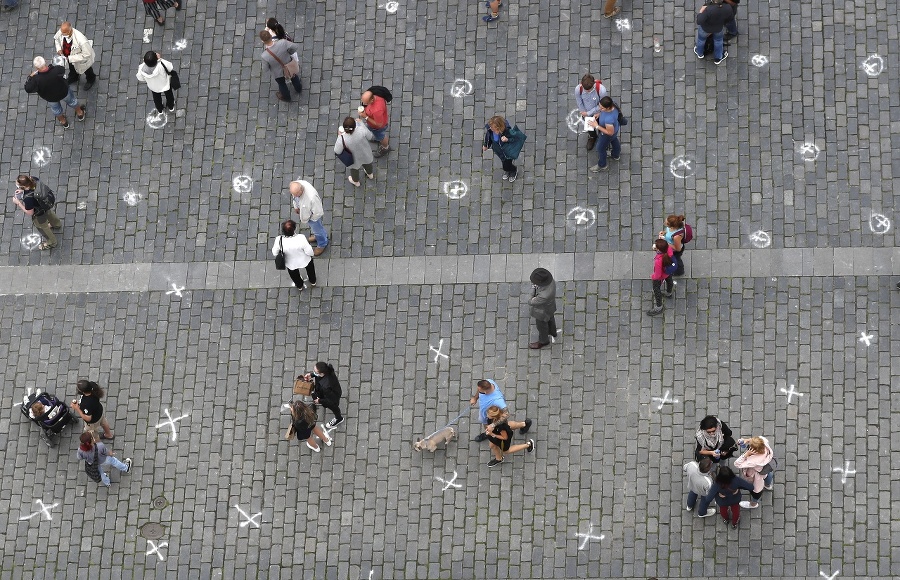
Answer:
[
  {"left": 160, "top": 62, "right": 181, "bottom": 91},
  {"left": 274, "top": 236, "right": 286, "bottom": 270},
  {"left": 84, "top": 446, "right": 102, "bottom": 483},
  {"left": 501, "top": 125, "right": 527, "bottom": 160},
  {"left": 335, "top": 136, "right": 354, "bottom": 167},
  {"left": 293, "top": 376, "right": 313, "bottom": 396},
  {"left": 266, "top": 47, "right": 300, "bottom": 79}
]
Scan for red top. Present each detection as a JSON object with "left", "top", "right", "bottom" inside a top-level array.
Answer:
[
  {"left": 651, "top": 246, "right": 674, "bottom": 281},
  {"left": 61, "top": 39, "right": 72, "bottom": 57},
  {"left": 364, "top": 96, "right": 389, "bottom": 129}
]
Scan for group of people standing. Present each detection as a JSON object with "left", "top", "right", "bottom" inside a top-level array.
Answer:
[{"left": 684, "top": 415, "right": 776, "bottom": 528}]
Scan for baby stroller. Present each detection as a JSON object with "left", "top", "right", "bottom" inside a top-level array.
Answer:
[{"left": 20, "top": 389, "right": 74, "bottom": 447}]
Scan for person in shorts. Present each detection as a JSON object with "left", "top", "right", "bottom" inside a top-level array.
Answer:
[
  {"left": 70, "top": 379, "right": 114, "bottom": 441},
  {"left": 484, "top": 406, "right": 535, "bottom": 468}
]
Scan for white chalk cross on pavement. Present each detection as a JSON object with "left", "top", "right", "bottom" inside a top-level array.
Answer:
[
  {"left": 429, "top": 339, "right": 449, "bottom": 363},
  {"left": 574, "top": 523, "right": 604, "bottom": 550},
  {"left": 19, "top": 500, "right": 59, "bottom": 521},
  {"left": 155, "top": 408, "right": 189, "bottom": 442},
  {"left": 234, "top": 504, "right": 262, "bottom": 528},
  {"left": 146, "top": 540, "right": 168, "bottom": 561},
  {"left": 833, "top": 461, "right": 856, "bottom": 485},
  {"left": 780, "top": 384, "right": 804, "bottom": 404},
  {"left": 858, "top": 331, "right": 874, "bottom": 346},
  {"left": 651, "top": 390, "right": 679, "bottom": 410},
  {"left": 434, "top": 471, "right": 462, "bottom": 491}
]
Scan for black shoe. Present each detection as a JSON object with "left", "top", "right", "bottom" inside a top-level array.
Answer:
[
  {"left": 487, "top": 458, "right": 503, "bottom": 468},
  {"left": 473, "top": 432, "right": 488, "bottom": 442},
  {"left": 326, "top": 417, "right": 344, "bottom": 429},
  {"left": 526, "top": 439, "right": 535, "bottom": 453},
  {"left": 586, "top": 136, "right": 597, "bottom": 151},
  {"left": 67, "top": 75, "right": 79, "bottom": 85},
  {"left": 520, "top": 419, "right": 532, "bottom": 434}
]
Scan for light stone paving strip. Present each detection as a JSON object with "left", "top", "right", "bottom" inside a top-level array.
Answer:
[{"left": 0, "top": 248, "right": 899, "bottom": 295}]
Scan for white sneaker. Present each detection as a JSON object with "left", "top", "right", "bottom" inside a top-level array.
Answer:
[
  {"left": 685, "top": 505, "right": 693, "bottom": 512},
  {"left": 698, "top": 509, "right": 716, "bottom": 518},
  {"left": 739, "top": 500, "right": 759, "bottom": 509}
]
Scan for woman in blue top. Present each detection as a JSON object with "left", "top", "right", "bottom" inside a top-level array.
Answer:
[
  {"left": 659, "top": 214, "right": 688, "bottom": 276},
  {"left": 698, "top": 466, "right": 754, "bottom": 528},
  {"left": 482, "top": 115, "right": 518, "bottom": 182},
  {"left": 588, "top": 96, "right": 621, "bottom": 172}
]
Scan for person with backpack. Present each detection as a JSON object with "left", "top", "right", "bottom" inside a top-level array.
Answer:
[
  {"left": 658, "top": 214, "right": 692, "bottom": 276},
  {"left": 698, "top": 466, "right": 754, "bottom": 528},
  {"left": 11, "top": 174, "right": 61, "bottom": 251},
  {"left": 647, "top": 239, "right": 675, "bottom": 316},
  {"left": 359, "top": 87, "right": 392, "bottom": 158},
  {"left": 733, "top": 436, "right": 776, "bottom": 509},
  {"left": 587, "top": 96, "right": 621, "bottom": 172},
  {"left": 573, "top": 73, "right": 608, "bottom": 151}
]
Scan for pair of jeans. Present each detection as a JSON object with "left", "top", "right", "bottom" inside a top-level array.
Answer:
[
  {"left": 69, "top": 63, "right": 97, "bottom": 83},
  {"left": 651, "top": 278, "right": 673, "bottom": 307},
  {"left": 33, "top": 209, "right": 62, "bottom": 247},
  {"left": 596, "top": 133, "right": 621, "bottom": 168},
  {"left": 151, "top": 89, "right": 175, "bottom": 113},
  {"left": 674, "top": 250, "right": 685, "bottom": 276},
  {"left": 48, "top": 88, "right": 78, "bottom": 116},
  {"left": 725, "top": 7, "right": 738, "bottom": 35},
  {"left": 308, "top": 218, "right": 328, "bottom": 249},
  {"left": 100, "top": 455, "right": 129, "bottom": 487},
  {"left": 720, "top": 504, "right": 739, "bottom": 525},
  {"left": 535, "top": 316, "right": 557, "bottom": 344},
  {"left": 349, "top": 164, "right": 374, "bottom": 182},
  {"left": 686, "top": 491, "right": 699, "bottom": 509},
  {"left": 287, "top": 262, "right": 317, "bottom": 288},
  {"left": 696, "top": 28, "right": 725, "bottom": 60},
  {"left": 275, "top": 75, "right": 303, "bottom": 100}
]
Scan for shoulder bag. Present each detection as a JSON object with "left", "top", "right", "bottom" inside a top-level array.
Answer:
[
  {"left": 84, "top": 446, "right": 102, "bottom": 483},
  {"left": 160, "top": 62, "right": 181, "bottom": 91},
  {"left": 266, "top": 47, "right": 300, "bottom": 79},
  {"left": 501, "top": 125, "right": 527, "bottom": 160},
  {"left": 335, "top": 136, "right": 354, "bottom": 167},
  {"left": 275, "top": 236, "right": 286, "bottom": 270}
]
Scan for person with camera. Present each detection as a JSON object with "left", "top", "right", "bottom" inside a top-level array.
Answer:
[
  {"left": 11, "top": 174, "right": 61, "bottom": 251},
  {"left": 694, "top": 415, "right": 738, "bottom": 463}
]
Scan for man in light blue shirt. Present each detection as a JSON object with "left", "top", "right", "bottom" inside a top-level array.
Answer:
[
  {"left": 469, "top": 379, "right": 532, "bottom": 442},
  {"left": 573, "top": 73, "right": 608, "bottom": 151}
]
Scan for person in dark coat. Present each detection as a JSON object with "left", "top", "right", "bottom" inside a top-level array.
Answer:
[
  {"left": 306, "top": 362, "right": 344, "bottom": 429},
  {"left": 528, "top": 268, "right": 558, "bottom": 349},
  {"left": 698, "top": 466, "right": 754, "bottom": 528},
  {"left": 694, "top": 415, "right": 738, "bottom": 463},
  {"left": 482, "top": 115, "right": 519, "bottom": 182},
  {"left": 288, "top": 400, "right": 332, "bottom": 453},
  {"left": 24, "top": 56, "right": 86, "bottom": 128}
]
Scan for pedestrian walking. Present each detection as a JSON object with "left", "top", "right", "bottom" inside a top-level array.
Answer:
[
  {"left": 482, "top": 115, "right": 526, "bottom": 182},
  {"left": 734, "top": 436, "right": 776, "bottom": 509},
  {"left": 259, "top": 30, "right": 302, "bottom": 102},
  {"left": 358, "top": 89, "right": 392, "bottom": 157},
  {"left": 272, "top": 219, "right": 316, "bottom": 291},
  {"left": 289, "top": 180, "right": 328, "bottom": 256},
  {"left": 77, "top": 433, "right": 132, "bottom": 487},
  {"left": 135, "top": 51, "right": 176, "bottom": 116},
  {"left": 528, "top": 267, "right": 558, "bottom": 350},
  {"left": 647, "top": 239, "right": 675, "bottom": 316},
  {"left": 334, "top": 117, "right": 375, "bottom": 187},
  {"left": 11, "top": 174, "right": 61, "bottom": 251},
  {"left": 482, "top": 0, "right": 503, "bottom": 22},
  {"left": 683, "top": 458, "right": 716, "bottom": 517},
  {"left": 658, "top": 215, "right": 691, "bottom": 276},
  {"left": 694, "top": 415, "right": 738, "bottom": 463},
  {"left": 484, "top": 406, "right": 535, "bottom": 467},
  {"left": 287, "top": 400, "right": 332, "bottom": 453},
  {"left": 304, "top": 362, "right": 344, "bottom": 429},
  {"left": 602, "top": 0, "right": 620, "bottom": 18},
  {"left": 698, "top": 466, "right": 754, "bottom": 528},
  {"left": 70, "top": 380, "right": 115, "bottom": 441},
  {"left": 587, "top": 96, "right": 621, "bottom": 172},
  {"left": 54, "top": 22, "right": 97, "bottom": 90},
  {"left": 24, "top": 56, "right": 86, "bottom": 128},
  {"left": 143, "top": 0, "right": 179, "bottom": 26},
  {"left": 694, "top": 0, "right": 734, "bottom": 65},
  {"left": 469, "top": 379, "right": 532, "bottom": 442},
  {"left": 573, "top": 73, "right": 608, "bottom": 151}
]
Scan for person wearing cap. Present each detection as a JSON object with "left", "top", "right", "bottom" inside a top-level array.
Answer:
[{"left": 528, "top": 268, "right": 558, "bottom": 349}]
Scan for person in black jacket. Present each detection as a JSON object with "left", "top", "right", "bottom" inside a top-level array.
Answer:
[
  {"left": 694, "top": 415, "right": 737, "bottom": 463},
  {"left": 24, "top": 56, "right": 86, "bottom": 128},
  {"left": 693, "top": 0, "right": 734, "bottom": 64},
  {"left": 482, "top": 115, "right": 518, "bottom": 182},
  {"left": 306, "top": 362, "right": 344, "bottom": 429}
]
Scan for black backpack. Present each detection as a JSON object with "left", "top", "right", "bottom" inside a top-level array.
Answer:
[
  {"left": 613, "top": 102, "right": 628, "bottom": 126},
  {"left": 26, "top": 180, "right": 56, "bottom": 214},
  {"left": 367, "top": 85, "right": 393, "bottom": 103}
]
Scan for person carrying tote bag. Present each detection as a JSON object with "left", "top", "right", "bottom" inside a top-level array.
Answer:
[
  {"left": 482, "top": 115, "right": 525, "bottom": 182},
  {"left": 271, "top": 220, "right": 316, "bottom": 292}
]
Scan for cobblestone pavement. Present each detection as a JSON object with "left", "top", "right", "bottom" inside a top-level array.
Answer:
[{"left": 0, "top": 0, "right": 898, "bottom": 577}]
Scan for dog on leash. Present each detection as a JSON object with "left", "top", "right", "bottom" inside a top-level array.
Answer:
[{"left": 413, "top": 425, "right": 456, "bottom": 452}]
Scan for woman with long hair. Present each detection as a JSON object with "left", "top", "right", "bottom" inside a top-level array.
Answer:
[
  {"left": 698, "top": 466, "right": 754, "bottom": 529},
  {"left": 70, "top": 379, "right": 115, "bottom": 441},
  {"left": 484, "top": 406, "right": 534, "bottom": 468},
  {"left": 647, "top": 239, "right": 675, "bottom": 316},
  {"left": 734, "top": 436, "right": 776, "bottom": 509},
  {"left": 305, "top": 362, "right": 344, "bottom": 429},
  {"left": 290, "top": 400, "right": 332, "bottom": 453},
  {"left": 659, "top": 214, "right": 688, "bottom": 276}
]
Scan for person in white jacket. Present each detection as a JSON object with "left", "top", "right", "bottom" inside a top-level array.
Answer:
[
  {"left": 683, "top": 458, "right": 716, "bottom": 517},
  {"left": 135, "top": 51, "right": 175, "bottom": 116},
  {"left": 734, "top": 436, "right": 775, "bottom": 509},
  {"left": 289, "top": 180, "right": 328, "bottom": 256},
  {"left": 272, "top": 220, "right": 316, "bottom": 291},
  {"left": 54, "top": 22, "right": 97, "bottom": 89}
]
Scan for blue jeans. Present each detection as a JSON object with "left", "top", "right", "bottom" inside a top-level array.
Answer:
[
  {"left": 686, "top": 491, "right": 698, "bottom": 509},
  {"left": 100, "top": 456, "right": 128, "bottom": 487},
  {"left": 275, "top": 75, "right": 303, "bottom": 100},
  {"left": 308, "top": 218, "right": 328, "bottom": 249},
  {"left": 596, "top": 133, "right": 621, "bottom": 168},
  {"left": 48, "top": 88, "right": 78, "bottom": 116},
  {"left": 696, "top": 28, "right": 725, "bottom": 60},
  {"left": 725, "top": 8, "right": 738, "bottom": 35}
]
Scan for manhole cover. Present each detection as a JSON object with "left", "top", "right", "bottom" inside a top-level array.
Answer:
[
  {"left": 152, "top": 496, "right": 168, "bottom": 509},
  {"left": 140, "top": 522, "right": 165, "bottom": 540}
]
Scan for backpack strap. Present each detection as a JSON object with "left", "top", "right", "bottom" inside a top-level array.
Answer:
[{"left": 595, "top": 80, "right": 602, "bottom": 94}]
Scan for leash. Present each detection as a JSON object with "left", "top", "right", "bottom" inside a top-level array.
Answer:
[{"left": 423, "top": 404, "right": 473, "bottom": 440}]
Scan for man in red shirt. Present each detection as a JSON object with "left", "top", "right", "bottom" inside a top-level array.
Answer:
[{"left": 358, "top": 90, "right": 392, "bottom": 158}]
